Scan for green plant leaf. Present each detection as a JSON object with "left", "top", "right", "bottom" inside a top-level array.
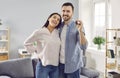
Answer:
[{"left": 93, "top": 36, "right": 105, "bottom": 45}]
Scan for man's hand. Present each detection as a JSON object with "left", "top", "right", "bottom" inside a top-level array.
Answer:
[
  {"left": 76, "top": 20, "right": 87, "bottom": 45},
  {"left": 75, "top": 20, "right": 83, "bottom": 31}
]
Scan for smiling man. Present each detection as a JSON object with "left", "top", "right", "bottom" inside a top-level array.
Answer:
[{"left": 59, "top": 2, "right": 88, "bottom": 78}]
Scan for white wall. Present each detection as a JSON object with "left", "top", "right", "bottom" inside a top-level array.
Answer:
[
  {"left": 0, "top": 0, "right": 79, "bottom": 58},
  {"left": 79, "top": 0, "right": 92, "bottom": 47},
  {"left": 111, "top": 0, "right": 120, "bottom": 28}
]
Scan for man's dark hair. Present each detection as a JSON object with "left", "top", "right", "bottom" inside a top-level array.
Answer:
[{"left": 62, "top": 2, "right": 74, "bottom": 11}]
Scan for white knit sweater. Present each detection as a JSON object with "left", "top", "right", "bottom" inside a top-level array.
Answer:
[{"left": 24, "top": 27, "right": 61, "bottom": 66}]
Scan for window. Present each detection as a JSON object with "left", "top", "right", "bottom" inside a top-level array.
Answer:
[
  {"left": 91, "top": 0, "right": 111, "bottom": 48},
  {"left": 94, "top": 2, "right": 105, "bottom": 27}
]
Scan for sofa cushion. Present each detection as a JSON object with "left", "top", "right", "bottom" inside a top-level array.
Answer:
[
  {"left": 81, "top": 67, "right": 100, "bottom": 78},
  {"left": 0, "top": 58, "right": 34, "bottom": 78}
]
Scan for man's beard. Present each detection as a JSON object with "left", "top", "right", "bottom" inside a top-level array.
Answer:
[{"left": 63, "top": 15, "right": 71, "bottom": 21}]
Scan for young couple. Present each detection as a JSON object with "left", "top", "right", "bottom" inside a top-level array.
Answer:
[{"left": 24, "top": 2, "right": 88, "bottom": 78}]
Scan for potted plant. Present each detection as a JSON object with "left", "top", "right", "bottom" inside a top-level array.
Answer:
[{"left": 93, "top": 36, "right": 105, "bottom": 50}]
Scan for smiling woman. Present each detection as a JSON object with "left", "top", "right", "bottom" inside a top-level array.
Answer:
[{"left": 24, "top": 12, "right": 62, "bottom": 78}]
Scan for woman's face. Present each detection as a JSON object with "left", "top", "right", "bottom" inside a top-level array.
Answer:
[{"left": 48, "top": 14, "right": 61, "bottom": 28}]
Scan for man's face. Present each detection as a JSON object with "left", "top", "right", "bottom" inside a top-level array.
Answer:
[{"left": 61, "top": 6, "right": 73, "bottom": 22}]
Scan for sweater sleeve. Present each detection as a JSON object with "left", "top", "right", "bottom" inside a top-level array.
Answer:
[
  {"left": 77, "top": 27, "right": 88, "bottom": 51},
  {"left": 24, "top": 29, "right": 39, "bottom": 53}
]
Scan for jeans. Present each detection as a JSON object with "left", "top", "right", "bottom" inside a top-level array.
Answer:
[
  {"left": 59, "top": 63, "right": 80, "bottom": 78},
  {"left": 36, "top": 61, "right": 59, "bottom": 78}
]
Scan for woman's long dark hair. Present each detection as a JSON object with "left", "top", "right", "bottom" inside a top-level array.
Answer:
[{"left": 43, "top": 13, "right": 62, "bottom": 29}]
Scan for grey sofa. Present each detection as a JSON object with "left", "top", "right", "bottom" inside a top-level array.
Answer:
[
  {"left": 0, "top": 58, "right": 34, "bottom": 78},
  {"left": 0, "top": 58, "right": 99, "bottom": 78},
  {"left": 80, "top": 55, "right": 100, "bottom": 78}
]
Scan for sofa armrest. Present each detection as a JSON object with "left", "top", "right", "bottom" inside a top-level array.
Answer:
[{"left": 81, "top": 67, "right": 100, "bottom": 78}]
